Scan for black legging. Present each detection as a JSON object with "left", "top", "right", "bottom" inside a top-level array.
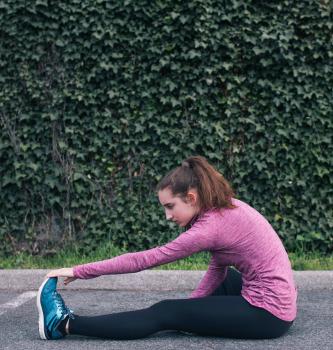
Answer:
[{"left": 68, "top": 267, "right": 294, "bottom": 340}]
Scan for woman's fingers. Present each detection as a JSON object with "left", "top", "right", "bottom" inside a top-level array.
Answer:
[
  {"left": 64, "top": 277, "right": 77, "bottom": 285},
  {"left": 46, "top": 267, "right": 74, "bottom": 278},
  {"left": 45, "top": 270, "right": 59, "bottom": 278},
  {"left": 45, "top": 268, "right": 77, "bottom": 285}
]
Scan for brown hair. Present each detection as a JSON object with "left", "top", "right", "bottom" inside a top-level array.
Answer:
[{"left": 155, "top": 155, "right": 237, "bottom": 213}]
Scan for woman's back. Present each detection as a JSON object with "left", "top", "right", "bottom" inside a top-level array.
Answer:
[{"left": 202, "top": 198, "right": 298, "bottom": 322}]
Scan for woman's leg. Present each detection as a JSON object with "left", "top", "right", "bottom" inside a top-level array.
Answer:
[
  {"left": 68, "top": 295, "right": 292, "bottom": 340},
  {"left": 211, "top": 266, "right": 243, "bottom": 296},
  {"left": 66, "top": 266, "right": 291, "bottom": 340},
  {"left": 67, "top": 267, "right": 242, "bottom": 339},
  {"left": 67, "top": 266, "right": 292, "bottom": 340},
  {"left": 69, "top": 305, "right": 164, "bottom": 340}
]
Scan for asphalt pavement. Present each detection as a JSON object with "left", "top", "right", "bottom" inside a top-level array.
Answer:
[{"left": 0, "top": 269, "right": 332, "bottom": 350}]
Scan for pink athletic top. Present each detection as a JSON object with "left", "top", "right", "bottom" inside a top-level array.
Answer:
[{"left": 73, "top": 198, "right": 298, "bottom": 322}]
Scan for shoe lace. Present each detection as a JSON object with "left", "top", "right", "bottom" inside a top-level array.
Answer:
[{"left": 53, "top": 291, "right": 75, "bottom": 320}]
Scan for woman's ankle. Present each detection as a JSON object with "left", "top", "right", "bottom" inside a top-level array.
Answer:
[{"left": 57, "top": 315, "right": 69, "bottom": 336}]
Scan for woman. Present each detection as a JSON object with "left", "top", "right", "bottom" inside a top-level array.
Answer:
[{"left": 37, "top": 155, "right": 297, "bottom": 340}]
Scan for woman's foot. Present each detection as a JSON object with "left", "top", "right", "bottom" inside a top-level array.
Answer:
[{"left": 37, "top": 277, "right": 74, "bottom": 340}]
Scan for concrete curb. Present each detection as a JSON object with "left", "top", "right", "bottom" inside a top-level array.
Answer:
[{"left": 1, "top": 269, "right": 333, "bottom": 291}]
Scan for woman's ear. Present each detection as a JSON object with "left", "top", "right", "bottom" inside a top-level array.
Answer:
[{"left": 186, "top": 191, "right": 197, "bottom": 206}]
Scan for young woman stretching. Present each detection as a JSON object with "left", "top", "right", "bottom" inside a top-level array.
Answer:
[{"left": 37, "top": 155, "right": 297, "bottom": 340}]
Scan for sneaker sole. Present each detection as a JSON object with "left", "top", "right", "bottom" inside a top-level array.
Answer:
[{"left": 36, "top": 278, "right": 50, "bottom": 340}]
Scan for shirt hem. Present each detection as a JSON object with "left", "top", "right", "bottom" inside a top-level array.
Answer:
[{"left": 241, "top": 292, "right": 296, "bottom": 322}]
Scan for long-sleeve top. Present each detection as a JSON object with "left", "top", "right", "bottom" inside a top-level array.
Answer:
[{"left": 73, "top": 198, "right": 298, "bottom": 322}]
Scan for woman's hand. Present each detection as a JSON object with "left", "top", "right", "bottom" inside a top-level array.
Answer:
[{"left": 46, "top": 267, "right": 77, "bottom": 285}]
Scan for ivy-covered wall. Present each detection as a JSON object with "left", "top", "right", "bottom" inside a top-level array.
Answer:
[{"left": 0, "top": 0, "right": 332, "bottom": 256}]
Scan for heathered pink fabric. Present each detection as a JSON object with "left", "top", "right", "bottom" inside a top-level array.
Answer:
[{"left": 73, "top": 198, "right": 297, "bottom": 322}]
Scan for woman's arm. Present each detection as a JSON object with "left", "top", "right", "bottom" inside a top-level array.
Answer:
[
  {"left": 189, "top": 255, "right": 227, "bottom": 298},
  {"left": 45, "top": 231, "right": 207, "bottom": 282},
  {"left": 72, "top": 228, "right": 214, "bottom": 279},
  {"left": 72, "top": 213, "right": 218, "bottom": 279},
  {"left": 46, "top": 212, "right": 219, "bottom": 282}
]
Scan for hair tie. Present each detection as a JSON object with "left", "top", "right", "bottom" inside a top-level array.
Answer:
[{"left": 182, "top": 160, "right": 191, "bottom": 168}]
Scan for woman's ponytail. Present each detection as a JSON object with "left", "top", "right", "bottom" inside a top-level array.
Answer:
[{"left": 156, "top": 155, "right": 236, "bottom": 212}]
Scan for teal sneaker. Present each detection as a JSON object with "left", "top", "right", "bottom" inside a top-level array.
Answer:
[{"left": 37, "top": 277, "right": 74, "bottom": 340}]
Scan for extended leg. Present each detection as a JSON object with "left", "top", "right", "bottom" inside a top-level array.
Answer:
[{"left": 68, "top": 294, "right": 292, "bottom": 340}]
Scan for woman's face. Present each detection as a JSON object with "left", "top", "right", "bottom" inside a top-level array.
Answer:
[{"left": 158, "top": 187, "right": 200, "bottom": 227}]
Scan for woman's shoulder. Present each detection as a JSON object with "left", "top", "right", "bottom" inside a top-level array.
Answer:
[
  {"left": 194, "top": 198, "right": 249, "bottom": 225},
  {"left": 206, "top": 198, "right": 249, "bottom": 221},
  {"left": 231, "top": 197, "right": 246, "bottom": 207}
]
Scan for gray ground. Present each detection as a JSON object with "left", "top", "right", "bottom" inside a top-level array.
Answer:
[{"left": 1, "top": 287, "right": 332, "bottom": 350}]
